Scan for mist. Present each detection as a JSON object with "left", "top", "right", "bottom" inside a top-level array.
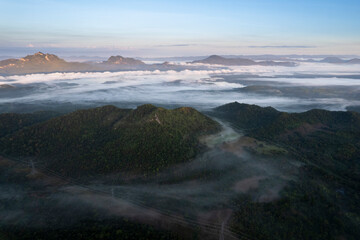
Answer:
[
  {"left": 1, "top": 62, "right": 360, "bottom": 113},
  {"left": 0, "top": 121, "right": 300, "bottom": 239}
]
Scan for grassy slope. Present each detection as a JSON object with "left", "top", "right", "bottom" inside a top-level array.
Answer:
[{"left": 0, "top": 104, "right": 220, "bottom": 177}]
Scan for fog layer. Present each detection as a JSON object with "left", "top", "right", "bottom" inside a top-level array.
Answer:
[{"left": 1, "top": 62, "right": 360, "bottom": 112}]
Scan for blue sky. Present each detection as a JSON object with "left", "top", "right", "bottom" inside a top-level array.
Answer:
[{"left": 1, "top": 0, "right": 359, "bottom": 57}]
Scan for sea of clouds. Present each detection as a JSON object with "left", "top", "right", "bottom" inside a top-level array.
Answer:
[{"left": 0, "top": 62, "right": 360, "bottom": 112}]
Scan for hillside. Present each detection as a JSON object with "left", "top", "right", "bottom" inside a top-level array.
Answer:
[
  {"left": 0, "top": 111, "right": 60, "bottom": 138},
  {"left": 0, "top": 53, "right": 147, "bottom": 75},
  {"left": 211, "top": 102, "right": 360, "bottom": 239},
  {"left": 213, "top": 102, "right": 360, "bottom": 182},
  {"left": 0, "top": 104, "right": 220, "bottom": 177}
]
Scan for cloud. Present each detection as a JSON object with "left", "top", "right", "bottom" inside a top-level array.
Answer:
[
  {"left": 154, "top": 44, "right": 197, "bottom": 47},
  {"left": 1, "top": 62, "right": 360, "bottom": 112},
  {"left": 26, "top": 44, "right": 35, "bottom": 48},
  {"left": 248, "top": 45, "right": 316, "bottom": 49}
]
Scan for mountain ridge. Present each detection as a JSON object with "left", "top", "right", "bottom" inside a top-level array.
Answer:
[
  {"left": 192, "top": 55, "right": 297, "bottom": 66},
  {"left": 0, "top": 104, "right": 220, "bottom": 177},
  {"left": 0, "top": 52, "right": 209, "bottom": 75},
  {"left": 212, "top": 101, "right": 360, "bottom": 182},
  {"left": 103, "top": 55, "right": 145, "bottom": 65}
]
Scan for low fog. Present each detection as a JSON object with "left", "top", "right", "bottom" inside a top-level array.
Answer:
[
  {"left": 0, "top": 121, "right": 300, "bottom": 239},
  {"left": 1, "top": 62, "right": 360, "bottom": 113}
]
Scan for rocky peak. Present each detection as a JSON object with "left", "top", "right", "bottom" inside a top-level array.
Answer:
[
  {"left": 104, "top": 55, "right": 145, "bottom": 65},
  {"left": 21, "top": 52, "right": 64, "bottom": 63},
  {"left": 34, "top": 52, "right": 45, "bottom": 56}
]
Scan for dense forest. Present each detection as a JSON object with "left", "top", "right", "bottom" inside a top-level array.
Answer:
[
  {"left": 211, "top": 102, "right": 360, "bottom": 240},
  {"left": 1, "top": 102, "right": 360, "bottom": 239},
  {"left": 0, "top": 104, "right": 220, "bottom": 177}
]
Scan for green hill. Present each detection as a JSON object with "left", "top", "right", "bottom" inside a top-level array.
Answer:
[
  {"left": 213, "top": 102, "right": 280, "bottom": 129},
  {"left": 212, "top": 102, "right": 360, "bottom": 239},
  {"left": 212, "top": 102, "right": 360, "bottom": 182},
  {"left": 0, "top": 111, "right": 60, "bottom": 138},
  {"left": 0, "top": 104, "right": 220, "bottom": 177}
]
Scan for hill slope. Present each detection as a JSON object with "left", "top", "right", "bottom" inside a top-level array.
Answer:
[
  {"left": 0, "top": 104, "right": 220, "bottom": 177},
  {"left": 211, "top": 102, "right": 360, "bottom": 239},
  {"left": 0, "top": 53, "right": 210, "bottom": 75},
  {"left": 213, "top": 102, "right": 360, "bottom": 181}
]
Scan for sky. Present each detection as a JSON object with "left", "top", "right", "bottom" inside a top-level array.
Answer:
[{"left": 0, "top": 0, "right": 360, "bottom": 57}]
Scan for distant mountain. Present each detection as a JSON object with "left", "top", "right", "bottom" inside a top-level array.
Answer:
[
  {"left": 140, "top": 54, "right": 360, "bottom": 62},
  {"left": 318, "top": 57, "right": 360, "bottom": 64},
  {"left": 193, "top": 55, "right": 254, "bottom": 65},
  {"left": 0, "top": 104, "right": 220, "bottom": 177},
  {"left": 97, "top": 55, "right": 147, "bottom": 70},
  {"left": 103, "top": 55, "right": 145, "bottom": 65},
  {"left": 192, "top": 55, "right": 296, "bottom": 66},
  {"left": 63, "top": 55, "right": 108, "bottom": 62},
  {"left": 319, "top": 57, "right": 345, "bottom": 63},
  {"left": 0, "top": 53, "right": 211, "bottom": 75},
  {"left": 347, "top": 58, "right": 360, "bottom": 64},
  {"left": 0, "top": 52, "right": 92, "bottom": 75},
  {"left": 0, "top": 111, "right": 59, "bottom": 138}
]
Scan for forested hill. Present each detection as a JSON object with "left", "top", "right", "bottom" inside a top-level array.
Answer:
[
  {"left": 0, "top": 111, "right": 60, "bottom": 138},
  {"left": 0, "top": 104, "right": 220, "bottom": 177},
  {"left": 212, "top": 101, "right": 360, "bottom": 184},
  {"left": 211, "top": 102, "right": 360, "bottom": 239}
]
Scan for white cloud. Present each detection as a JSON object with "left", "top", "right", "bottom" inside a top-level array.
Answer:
[{"left": 1, "top": 62, "right": 359, "bottom": 111}]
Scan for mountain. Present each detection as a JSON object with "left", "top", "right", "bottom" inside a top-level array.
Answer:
[
  {"left": 102, "top": 55, "right": 145, "bottom": 65},
  {"left": 318, "top": 57, "right": 360, "bottom": 64},
  {"left": 0, "top": 52, "right": 92, "bottom": 75},
  {"left": 193, "top": 55, "right": 255, "bottom": 65},
  {"left": 0, "top": 111, "right": 59, "bottom": 138},
  {"left": 211, "top": 102, "right": 360, "bottom": 239},
  {"left": 192, "top": 55, "right": 296, "bottom": 66},
  {"left": 212, "top": 101, "right": 360, "bottom": 182},
  {"left": 213, "top": 102, "right": 280, "bottom": 129},
  {"left": 347, "top": 58, "right": 360, "bottom": 64},
  {"left": 0, "top": 104, "right": 220, "bottom": 177},
  {"left": 319, "top": 57, "right": 345, "bottom": 63},
  {"left": 0, "top": 53, "right": 210, "bottom": 75},
  {"left": 98, "top": 55, "right": 147, "bottom": 70}
]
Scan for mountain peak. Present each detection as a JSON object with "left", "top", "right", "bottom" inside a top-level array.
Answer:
[
  {"left": 0, "top": 105, "right": 220, "bottom": 176},
  {"left": 104, "top": 55, "right": 145, "bottom": 65},
  {"left": 320, "top": 57, "right": 344, "bottom": 63},
  {"left": 207, "top": 55, "right": 225, "bottom": 60},
  {"left": 21, "top": 52, "right": 64, "bottom": 63},
  {"left": 34, "top": 52, "right": 45, "bottom": 56}
]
